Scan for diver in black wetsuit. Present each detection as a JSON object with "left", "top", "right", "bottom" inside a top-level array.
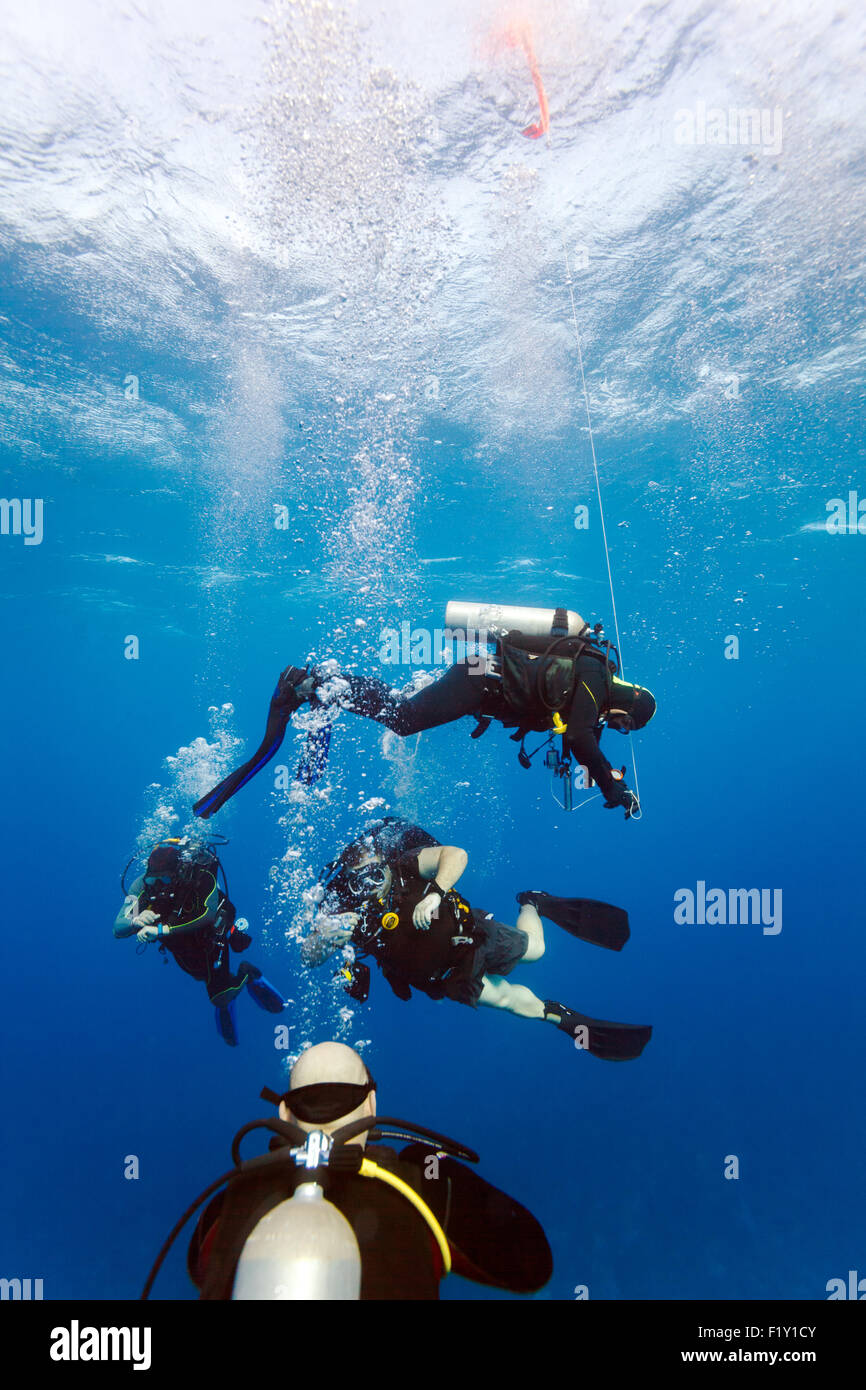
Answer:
[
  {"left": 184, "top": 1041, "right": 553, "bottom": 1301},
  {"left": 114, "top": 839, "right": 287, "bottom": 1046},
  {"left": 303, "top": 818, "right": 652, "bottom": 1062},
  {"left": 192, "top": 611, "right": 655, "bottom": 821}
]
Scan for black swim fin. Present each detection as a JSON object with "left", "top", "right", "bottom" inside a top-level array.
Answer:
[
  {"left": 517, "top": 891, "right": 630, "bottom": 951},
  {"left": 194, "top": 666, "right": 312, "bottom": 819},
  {"left": 543, "top": 999, "right": 651, "bottom": 1061}
]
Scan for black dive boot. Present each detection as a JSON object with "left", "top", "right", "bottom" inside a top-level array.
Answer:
[{"left": 274, "top": 665, "right": 316, "bottom": 712}]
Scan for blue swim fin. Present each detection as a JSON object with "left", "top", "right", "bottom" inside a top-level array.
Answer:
[
  {"left": 244, "top": 965, "right": 287, "bottom": 1014},
  {"left": 215, "top": 1001, "right": 239, "bottom": 1046}
]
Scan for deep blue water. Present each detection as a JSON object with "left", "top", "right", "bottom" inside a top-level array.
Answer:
[{"left": 1, "top": 0, "right": 864, "bottom": 1303}]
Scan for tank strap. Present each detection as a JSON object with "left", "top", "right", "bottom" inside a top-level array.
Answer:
[{"left": 509, "top": 724, "right": 532, "bottom": 742}]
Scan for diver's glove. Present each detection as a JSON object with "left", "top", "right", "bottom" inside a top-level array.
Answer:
[
  {"left": 603, "top": 769, "right": 638, "bottom": 818},
  {"left": 603, "top": 788, "right": 639, "bottom": 820},
  {"left": 414, "top": 883, "right": 443, "bottom": 930},
  {"left": 228, "top": 917, "right": 252, "bottom": 952}
]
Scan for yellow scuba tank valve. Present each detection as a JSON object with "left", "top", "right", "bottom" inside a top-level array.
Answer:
[{"left": 381, "top": 912, "right": 399, "bottom": 931}]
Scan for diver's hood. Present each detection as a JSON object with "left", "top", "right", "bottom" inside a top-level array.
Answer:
[
  {"left": 610, "top": 679, "right": 656, "bottom": 730},
  {"left": 147, "top": 845, "right": 182, "bottom": 876},
  {"left": 630, "top": 687, "right": 656, "bottom": 729}
]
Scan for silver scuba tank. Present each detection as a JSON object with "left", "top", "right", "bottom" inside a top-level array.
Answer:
[
  {"left": 444, "top": 601, "right": 588, "bottom": 639},
  {"left": 232, "top": 1181, "right": 362, "bottom": 1301}
]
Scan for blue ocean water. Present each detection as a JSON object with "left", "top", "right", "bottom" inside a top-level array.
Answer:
[{"left": 1, "top": 0, "right": 864, "bottom": 1303}]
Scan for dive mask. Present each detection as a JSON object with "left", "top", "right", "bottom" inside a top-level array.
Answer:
[{"left": 346, "top": 862, "right": 388, "bottom": 898}]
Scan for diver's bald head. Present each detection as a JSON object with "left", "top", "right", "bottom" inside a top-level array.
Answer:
[
  {"left": 290, "top": 1041, "right": 369, "bottom": 1090},
  {"left": 281, "top": 1042, "right": 376, "bottom": 1143}
]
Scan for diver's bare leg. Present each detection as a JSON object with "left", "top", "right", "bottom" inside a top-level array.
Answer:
[
  {"left": 516, "top": 901, "right": 545, "bottom": 962},
  {"left": 478, "top": 975, "right": 548, "bottom": 1020}
]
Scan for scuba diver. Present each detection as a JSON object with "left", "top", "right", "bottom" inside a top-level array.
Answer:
[
  {"left": 303, "top": 818, "right": 652, "bottom": 1062},
  {"left": 192, "top": 602, "right": 655, "bottom": 822},
  {"left": 114, "top": 836, "right": 288, "bottom": 1047},
  {"left": 151, "top": 1042, "right": 552, "bottom": 1300}
]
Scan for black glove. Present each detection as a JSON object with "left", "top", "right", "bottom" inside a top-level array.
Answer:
[
  {"left": 603, "top": 768, "right": 629, "bottom": 807},
  {"left": 603, "top": 770, "right": 638, "bottom": 818},
  {"left": 228, "top": 920, "right": 252, "bottom": 951}
]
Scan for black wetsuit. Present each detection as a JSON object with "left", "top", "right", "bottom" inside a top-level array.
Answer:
[
  {"left": 336, "top": 662, "right": 488, "bottom": 735},
  {"left": 328, "top": 653, "right": 625, "bottom": 800},
  {"left": 193, "top": 637, "right": 638, "bottom": 820},
  {"left": 115, "top": 872, "right": 252, "bottom": 1008},
  {"left": 188, "top": 1139, "right": 553, "bottom": 1300}
]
